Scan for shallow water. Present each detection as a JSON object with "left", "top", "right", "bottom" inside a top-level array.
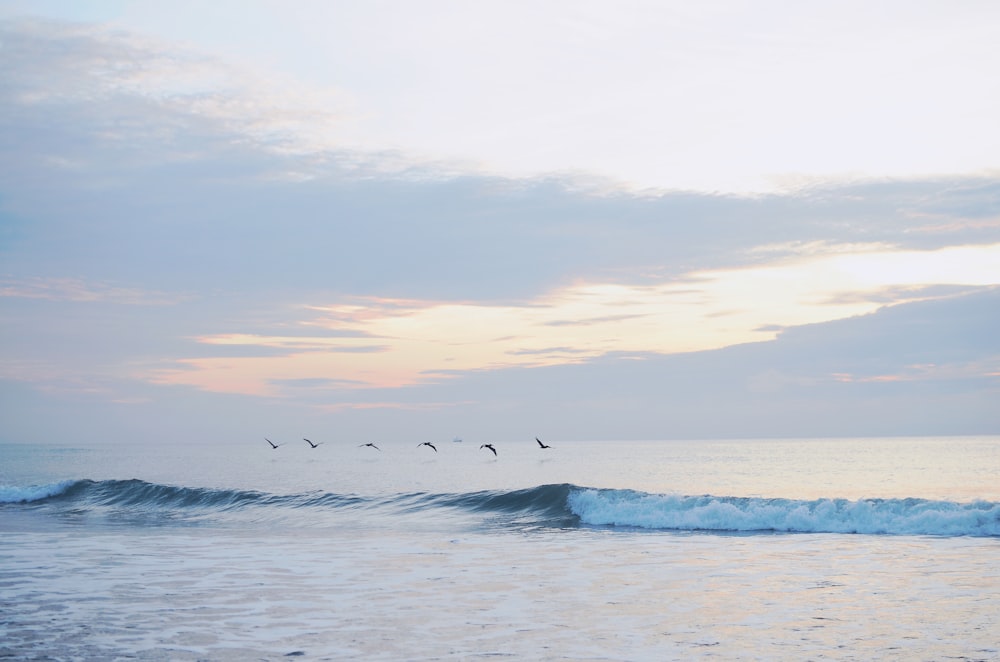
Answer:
[{"left": 2, "top": 436, "right": 998, "bottom": 660}]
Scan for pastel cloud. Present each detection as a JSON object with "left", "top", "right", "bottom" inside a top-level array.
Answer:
[
  {"left": 2, "top": 11, "right": 999, "bottom": 443},
  {"left": 148, "top": 242, "right": 1000, "bottom": 397},
  {"left": 0, "top": 276, "right": 183, "bottom": 305}
]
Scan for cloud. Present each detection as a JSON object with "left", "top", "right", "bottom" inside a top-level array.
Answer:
[
  {"left": 0, "top": 17, "right": 358, "bottom": 161},
  {"left": 196, "top": 334, "right": 389, "bottom": 354},
  {"left": 3, "top": 20, "right": 999, "bottom": 304},
  {"left": 1, "top": 17, "right": 999, "bottom": 444},
  {"left": 99, "top": 0, "right": 998, "bottom": 193},
  {"left": 136, "top": 242, "right": 1000, "bottom": 401},
  {"left": 363, "top": 287, "right": 1000, "bottom": 440},
  {"left": 0, "top": 276, "right": 184, "bottom": 305}
]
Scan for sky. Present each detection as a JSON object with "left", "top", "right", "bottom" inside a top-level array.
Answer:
[{"left": 1, "top": 1, "right": 999, "bottom": 445}]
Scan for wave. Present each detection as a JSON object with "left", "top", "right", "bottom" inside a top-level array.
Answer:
[
  {"left": 3, "top": 480, "right": 998, "bottom": 536},
  {"left": 0, "top": 480, "right": 79, "bottom": 504},
  {"left": 567, "top": 488, "right": 1000, "bottom": 536},
  {"left": 0, "top": 479, "right": 372, "bottom": 511}
]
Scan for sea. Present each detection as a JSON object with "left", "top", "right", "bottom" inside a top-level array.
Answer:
[{"left": 2, "top": 435, "right": 998, "bottom": 661}]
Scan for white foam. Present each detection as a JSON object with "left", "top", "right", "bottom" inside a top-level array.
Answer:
[
  {"left": 0, "top": 480, "right": 76, "bottom": 504},
  {"left": 566, "top": 489, "right": 1000, "bottom": 536}
]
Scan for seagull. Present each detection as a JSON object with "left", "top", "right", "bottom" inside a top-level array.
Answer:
[
  {"left": 265, "top": 438, "right": 283, "bottom": 449},
  {"left": 418, "top": 442, "right": 437, "bottom": 452},
  {"left": 303, "top": 438, "right": 324, "bottom": 449},
  {"left": 360, "top": 442, "right": 380, "bottom": 451},
  {"left": 480, "top": 443, "right": 497, "bottom": 456},
  {"left": 535, "top": 437, "right": 552, "bottom": 449}
]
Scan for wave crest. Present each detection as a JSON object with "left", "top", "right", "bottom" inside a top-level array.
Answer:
[
  {"left": 5, "top": 480, "right": 998, "bottom": 536},
  {"left": 0, "top": 480, "right": 77, "bottom": 504},
  {"left": 567, "top": 489, "right": 1000, "bottom": 536}
]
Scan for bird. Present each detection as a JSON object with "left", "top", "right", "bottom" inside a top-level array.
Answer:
[
  {"left": 265, "top": 438, "right": 283, "bottom": 449},
  {"left": 360, "top": 442, "right": 380, "bottom": 451},
  {"left": 418, "top": 441, "right": 437, "bottom": 452},
  {"left": 535, "top": 437, "right": 552, "bottom": 449},
  {"left": 304, "top": 438, "right": 324, "bottom": 448},
  {"left": 480, "top": 443, "right": 497, "bottom": 456}
]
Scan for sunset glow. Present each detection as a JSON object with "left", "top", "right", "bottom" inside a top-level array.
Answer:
[
  {"left": 150, "top": 243, "right": 1000, "bottom": 395},
  {"left": 3, "top": 3, "right": 998, "bottom": 442}
]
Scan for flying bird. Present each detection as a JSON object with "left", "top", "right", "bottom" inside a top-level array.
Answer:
[
  {"left": 360, "top": 443, "right": 380, "bottom": 451},
  {"left": 304, "top": 438, "right": 324, "bottom": 448},
  {"left": 265, "top": 438, "right": 283, "bottom": 449},
  {"left": 535, "top": 437, "right": 552, "bottom": 449},
  {"left": 418, "top": 442, "right": 437, "bottom": 452},
  {"left": 480, "top": 443, "right": 497, "bottom": 456}
]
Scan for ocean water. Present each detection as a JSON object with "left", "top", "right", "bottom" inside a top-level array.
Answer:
[{"left": 2, "top": 436, "right": 998, "bottom": 661}]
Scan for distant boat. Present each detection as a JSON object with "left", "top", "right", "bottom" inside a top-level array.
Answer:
[{"left": 452, "top": 437, "right": 463, "bottom": 443}]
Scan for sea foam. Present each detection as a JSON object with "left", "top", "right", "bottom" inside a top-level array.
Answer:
[
  {"left": 0, "top": 480, "right": 77, "bottom": 504},
  {"left": 566, "top": 488, "right": 1000, "bottom": 536}
]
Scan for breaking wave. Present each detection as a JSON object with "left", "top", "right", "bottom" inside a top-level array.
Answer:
[
  {"left": 3, "top": 479, "right": 998, "bottom": 536},
  {"left": 567, "top": 488, "right": 1000, "bottom": 536}
]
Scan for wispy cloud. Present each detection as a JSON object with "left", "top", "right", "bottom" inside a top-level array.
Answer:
[
  {"left": 317, "top": 400, "right": 474, "bottom": 413},
  {"left": 196, "top": 334, "right": 389, "bottom": 354},
  {"left": 144, "top": 242, "right": 1000, "bottom": 399},
  {"left": 1, "top": 18, "right": 355, "bottom": 164},
  {"left": 831, "top": 359, "right": 1000, "bottom": 385},
  {"left": 0, "top": 276, "right": 184, "bottom": 305}
]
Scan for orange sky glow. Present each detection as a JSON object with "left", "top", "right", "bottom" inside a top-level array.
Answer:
[{"left": 148, "top": 242, "right": 1000, "bottom": 397}]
